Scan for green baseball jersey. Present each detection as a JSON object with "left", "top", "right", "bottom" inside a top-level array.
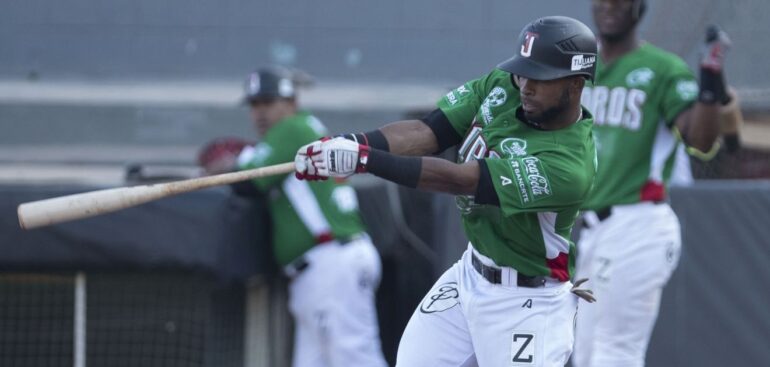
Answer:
[
  {"left": 237, "top": 111, "right": 366, "bottom": 266},
  {"left": 439, "top": 69, "right": 597, "bottom": 281},
  {"left": 581, "top": 43, "right": 697, "bottom": 210}
]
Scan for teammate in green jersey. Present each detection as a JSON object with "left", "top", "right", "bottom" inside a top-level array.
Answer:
[
  {"left": 295, "top": 16, "right": 598, "bottom": 366},
  {"left": 572, "top": 1, "right": 733, "bottom": 366},
  {"left": 208, "top": 66, "right": 388, "bottom": 367}
]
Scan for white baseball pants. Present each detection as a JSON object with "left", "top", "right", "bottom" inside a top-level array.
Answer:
[
  {"left": 288, "top": 236, "right": 387, "bottom": 367},
  {"left": 397, "top": 244, "right": 578, "bottom": 367},
  {"left": 572, "top": 202, "right": 682, "bottom": 367}
]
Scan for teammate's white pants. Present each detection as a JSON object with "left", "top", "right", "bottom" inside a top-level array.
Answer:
[
  {"left": 397, "top": 244, "right": 578, "bottom": 367},
  {"left": 573, "top": 202, "right": 682, "bottom": 367},
  {"left": 288, "top": 236, "right": 387, "bottom": 367}
]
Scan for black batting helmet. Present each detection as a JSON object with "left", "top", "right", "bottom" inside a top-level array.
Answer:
[
  {"left": 243, "top": 66, "right": 296, "bottom": 103},
  {"left": 497, "top": 16, "right": 598, "bottom": 81}
]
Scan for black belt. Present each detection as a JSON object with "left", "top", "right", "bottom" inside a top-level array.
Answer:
[
  {"left": 471, "top": 252, "right": 546, "bottom": 288},
  {"left": 595, "top": 206, "right": 612, "bottom": 221}
]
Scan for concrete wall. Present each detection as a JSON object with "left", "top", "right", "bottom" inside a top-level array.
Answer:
[{"left": 2, "top": 0, "right": 767, "bottom": 89}]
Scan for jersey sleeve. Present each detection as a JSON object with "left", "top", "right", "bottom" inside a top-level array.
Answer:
[
  {"left": 437, "top": 74, "right": 489, "bottom": 137},
  {"left": 659, "top": 58, "right": 697, "bottom": 127},
  {"left": 237, "top": 115, "right": 327, "bottom": 190},
  {"left": 485, "top": 154, "right": 588, "bottom": 216}
]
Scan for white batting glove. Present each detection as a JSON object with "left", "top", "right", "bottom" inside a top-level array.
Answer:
[
  {"left": 294, "top": 140, "right": 326, "bottom": 181},
  {"left": 309, "top": 137, "right": 370, "bottom": 178},
  {"left": 295, "top": 137, "right": 371, "bottom": 180}
]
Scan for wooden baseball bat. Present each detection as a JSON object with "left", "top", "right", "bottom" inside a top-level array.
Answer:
[{"left": 17, "top": 162, "right": 295, "bottom": 230}]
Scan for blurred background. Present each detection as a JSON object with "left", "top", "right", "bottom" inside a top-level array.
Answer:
[{"left": 1, "top": 0, "right": 769, "bottom": 366}]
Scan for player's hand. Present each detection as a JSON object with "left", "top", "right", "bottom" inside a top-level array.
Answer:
[
  {"left": 700, "top": 25, "right": 731, "bottom": 73},
  {"left": 295, "top": 137, "right": 370, "bottom": 180},
  {"left": 698, "top": 25, "right": 732, "bottom": 104},
  {"left": 570, "top": 278, "right": 596, "bottom": 303},
  {"left": 311, "top": 137, "right": 370, "bottom": 178},
  {"left": 295, "top": 140, "right": 327, "bottom": 181}
]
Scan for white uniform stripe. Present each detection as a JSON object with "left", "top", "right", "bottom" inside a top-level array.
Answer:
[
  {"left": 537, "top": 212, "right": 569, "bottom": 259},
  {"left": 648, "top": 122, "right": 678, "bottom": 182},
  {"left": 282, "top": 175, "right": 331, "bottom": 237}
]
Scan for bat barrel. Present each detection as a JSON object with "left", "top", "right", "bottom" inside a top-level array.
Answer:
[
  {"left": 17, "top": 185, "right": 168, "bottom": 230},
  {"left": 16, "top": 162, "right": 295, "bottom": 230}
]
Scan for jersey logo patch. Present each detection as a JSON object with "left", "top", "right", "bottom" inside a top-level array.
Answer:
[
  {"left": 499, "top": 138, "right": 528, "bottom": 157},
  {"left": 520, "top": 32, "right": 538, "bottom": 57},
  {"left": 510, "top": 157, "right": 552, "bottom": 204},
  {"left": 511, "top": 332, "right": 536, "bottom": 365},
  {"left": 522, "top": 157, "right": 551, "bottom": 199},
  {"left": 481, "top": 87, "right": 507, "bottom": 124},
  {"left": 676, "top": 80, "right": 699, "bottom": 101},
  {"left": 626, "top": 67, "right": 655, "bottom": 87}
]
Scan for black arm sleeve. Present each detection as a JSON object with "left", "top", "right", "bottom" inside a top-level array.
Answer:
[
  {"left": 473, "top": 159, "right": 500, "bottom": 206},
  {"left": 366, "top": 149, "right": 422, "bottom": 188},
  {"left": 421, "top": 108, "right": 463, "bottom": 154}
]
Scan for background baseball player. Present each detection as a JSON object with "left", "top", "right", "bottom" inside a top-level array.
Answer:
[
  {"left": 572, "top": 1, "right": 735, "bottom": 366},
  {"left": 199, "top": 66, "right": 388, "bottom": 367},
  {"left": 294, "top": 16, "right": 598, "bottom": 366}
]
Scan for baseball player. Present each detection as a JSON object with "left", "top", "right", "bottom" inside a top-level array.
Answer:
[
  {"left": 221, "top": 66, "right": 388, "bottom": 367},
  {"left": 572, "top": 1, "right": 734, "bottom": 366},
  {"left": 295, "top": 16, "right": 599, "bottom": 366}
]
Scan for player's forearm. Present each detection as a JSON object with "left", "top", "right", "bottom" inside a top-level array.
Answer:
[
  {"left": 416, "top": 157, "right": 479, "bottom": 195},
  {"left": 366, "top": 149, "right": 477, "bottom": 195},
  {"left": 682, "top": 102, "right": 720, "bottom": 153},
  {"left": 378, "top": 120, "right": 440, "bottom": 156}
]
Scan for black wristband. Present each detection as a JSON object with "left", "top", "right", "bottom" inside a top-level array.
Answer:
[
  {"left": 366, "top": 149, "right": 422, "bottom": 188},
  {"left": 699, "top": 68, "right": 729, "bottom": 105},
  {"left": 363, "top": 129, "right": 390, "bottom": 151},
  {"left": 340, "top": 130, "right": 390, "bottom": 151}
]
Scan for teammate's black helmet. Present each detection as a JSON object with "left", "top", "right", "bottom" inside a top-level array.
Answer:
[
  {"left": 243, "top": 66, "right": 296, "bottom": 103},
  {"left": 498, "top": 16, "right": 598, "bottom": 81}
]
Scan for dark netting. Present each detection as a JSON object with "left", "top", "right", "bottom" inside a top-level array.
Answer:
[
  {"left": 691, "top": 146, "right": 770, "bottom": 179},
  {"left": 87, "top": 273, "right": 244, "bottom": 367},
  {"left": 0, "top": 274, "right": 75, "bottom": 367},
  {"left": 0, "top": 272, "right": 245, "bottom": 367}
]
